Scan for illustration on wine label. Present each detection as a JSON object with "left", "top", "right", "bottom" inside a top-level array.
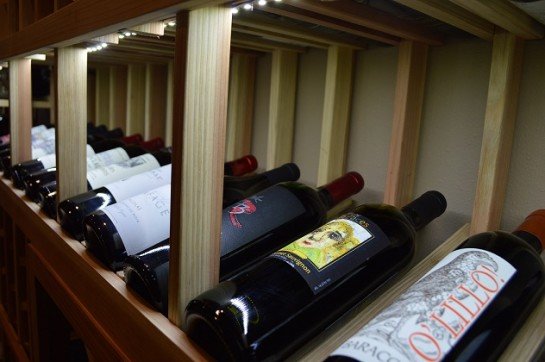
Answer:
[
  {"left": 332, "top": 248, "right": 515, "bottom": 362},
  {"left": 228, "top": 197, "right": 261, "bottom": 228},
  {"left": 270, "top": 213, "right": 390, "bottom": 294}
]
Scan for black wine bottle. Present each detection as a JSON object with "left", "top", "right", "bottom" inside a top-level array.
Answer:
[
  {"left": 23, "top": 140, "right": 167, "bottom": 201},
  {"left": 123, "top": 172, "right": 365, "bottom": 314},
  {"left": 83, "top": 163, "right": 302, "bottom": 270},
  {"left": 183, "top": 191, "right": 447, "bottom": 361},
  {"left": 327, "top": 210, "right": 545, "bottom": 362},
  {"left": 58, "top": 155, "right": 258, "bottom": 240}
]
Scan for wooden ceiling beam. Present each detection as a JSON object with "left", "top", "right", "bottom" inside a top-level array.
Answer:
[
  {"left": 129, "top": 21, "right": 165, "bottom": 37},
  {"left": 282, "top": 0, "right": 443, "bottom": 45},
  {"left": 231, "top": 32, "right": 306, "bottom": 53},
  {"left": 234, "top": 12, "right": 368, "bottom": 48},
  {"left": 449, "top": 0, "right": 544, "bottom": 39},
  {"left": 232, "top": 25, "right": 329, "bottom": 49},
  {"left": 393, "top": 0, "right": 494, "bottom": 40},
  {"left": 260, "top": 4, "right": 400, "bottom": 46}
]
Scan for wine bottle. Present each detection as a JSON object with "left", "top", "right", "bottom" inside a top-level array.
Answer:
[
  {"left": 23, "top": 140, "right": 167, "bottom": 201},
  {"left": 11, "top": 136, "right": 163, "bottom": 189},
  {"left": 327, "top": 210, "right": 545, "bottom": 362},
  {"left": 58, "top": 155, "right": 258, "bottom": 240},
  {"left": 0, "top": 124, "right": 48, "bottom": 150},
  {"left": 123, "top": 172, "right": 365, "bottom": 314},
  {"left": 183, "top": 191, "right": 447, "bottom": 361},
  {"left": 84, "top": 163, "right": 303, "bottom": 270}
]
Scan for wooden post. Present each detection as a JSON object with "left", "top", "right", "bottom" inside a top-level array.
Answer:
[
  {"left": 9, "top": 58, "right": 32, "bottom": 165},
  {"left": 267, "top": 49, "right": 298, "bottom": 169},
  {"left": 94, "top": 66, "right": 110, "bottom": 126},
  {"left": 165, "top": 61, "right": 174, "bottom": 147},
  {"left": 126, "top": 64, "right": 146, "bottom": 135},
  {"left": 226, "top": 53, "right": 257, "bottom": 161},
  {"left": 383, "top": 40, "right": 428, "bottom": 207},
  {"left": 55, "top": 47, "right": 88, "bottom": 204},
  {"left": 109, "top": 65, "right": 127, "bottom": 131},
  {"left": 471, "top": 32, "right": 523, "bottom": 234},
  {"left": 144, "top": 64, "right": 168, "bottom": 140},
  {"left": 87, "top": 69, "right": 96, "bottom": 124},
  {"left": 316, "top": 46, "right": 355, "bottom": 185},
  {"left": 168, "top": 8, "right": 232, "bottom": 326}
]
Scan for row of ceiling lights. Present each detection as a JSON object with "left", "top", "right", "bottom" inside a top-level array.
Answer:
[{"left": 232, "top": 0, "right": 282, "bottom": 14}]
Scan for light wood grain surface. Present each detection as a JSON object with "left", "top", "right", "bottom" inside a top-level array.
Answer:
[
  {"left": 94, "top": 66, "right": 110, "bottom": 126},
  {"left": 126, "top": 64, "right": 146, "bottom": 135},
  {"left": 471, "top": 31, "right": 523, "bottom": 234},
  {"left": 266, "top": 49, "right": 298, "bottom": 169},
  {"left": 109, "top": 64, "right": 128, "bottom": 131},
  {"left": 450, "top": 0, "right": 544, "bottom": 39},
  {"left": 317, "top": 45, "right": 355, "bottom": 186},
  {"left": 165, "top": 60, "right": 174, "bottom": 147},
  {"left": 226, "top": 53, "right": 257, "bottom": 161},
  {"left": 9, "top": 58, "right": 32, "bottom": 165},
  {"left": 168, "top": 7, "right": 232, "bottom": 326},
  {"left": 384, "top": 40, "right": 428, "bottom": 208},
  {"left": 55, "top": 47, "right": 88, "bottom": 204},
  {"left": 144, "top": 63, "right": 168, "bottom": 140}
]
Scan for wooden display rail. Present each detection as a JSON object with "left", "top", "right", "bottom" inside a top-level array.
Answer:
[{"left": 0, "top": 177, "right": 208, "bottom": 361}]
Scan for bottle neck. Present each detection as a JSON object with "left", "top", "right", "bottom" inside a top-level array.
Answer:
[
  {"left": 400, "top": 191, "right": 447, "bottom": 231},
  {"left": 513, "top": 210, "right": 545, "bottom": 254},
  {"left": 317, "top": 172, "right": 364, "bottom": 210},
  {"left": 225, "top": 155, "right": 258, "bottom": 177},
  {"left": 262, "top": 163, "right": 300, "bottom": 185}
]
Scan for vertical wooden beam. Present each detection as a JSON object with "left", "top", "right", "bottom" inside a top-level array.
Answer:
[
  {"left": 165, "top": 60, "right": 174, "bottom": 147},
  {"left": 168, "top": 7, "right": 231, "bottom": 326},
  {"left": 87, "top": 69, "right": 96, "bottom": 124},
  {"left": 383, "top": 40, "right": 428, "bottom": 207},
  {"left": 55, "top": 47, "right": 87, "bottom": 204},
  {"left": 266, "top": 49, "right": 298, "bottom": 169},
  {"left": 109, "top": 65, "right": 127, "bottom": 131},
  {"left": 9, "top": 58, "right": 32, "bottom": 165},
  {"left": 317, "top": 46, "right": 355, "bottom": 185},
  {"left": 144, "top": 64, "right": 168, "bottom": 140},
  {"left": 471, "top": 32, "right": 523, "bottom": 234},
  {"left": 94, "top": 67, "right": 110, "bottom": 126},
  {"left": 126, "top": 64, "right": 146, "bottom": 135},
  {"left": 226, "top": 53, "right": 257, "bottom": 161}
]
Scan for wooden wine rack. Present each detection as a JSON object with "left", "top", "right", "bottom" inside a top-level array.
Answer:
[{"left": 0, "top": 0, "right": 545, "bottom": 361}]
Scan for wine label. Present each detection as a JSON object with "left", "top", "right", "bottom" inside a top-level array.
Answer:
[
  {"left": 32, "top": 128, "right": 55, "bottom": 142},
  {"left": 105, "top": 164, "right": 171, "bottom": 202},
  {"left": 38, "top": 145, "right": 97, "bottom": 169},
  {"left": 269, "top": 213, "right": 390, "bottom": 295},
  {"left": 220, "top": 186, "right": 306, "bottom": 257},
  {"left": 31, "top": 125, "right": 47, "bottom": 136},
  {"left": 330, "top": 248, "right": 516, "bottom": 362},
  {"left": 31, "top": 138, "right": 56, "bottom": 158},
  {"left": 102, "top": 184, "right": 171, "bottom": 255},
  {"left": 86, "top": 153, "right": 160, "bottom": 189},
  {"left": 86, "top": 147, "right": 129, "bottom": 170}
]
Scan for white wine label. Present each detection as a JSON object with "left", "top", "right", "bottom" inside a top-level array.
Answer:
[
  {"left": 330, "top": 248, "right": 516, "bottom": 362},
  {"left": 38, "top": 145, "right": 98, "bottom": 169},
  {"left": 86, "top": 153, "right": 160, "bottom": 189},
  {"left": 32, "top": 128, "right": 55, "bottom": 142},
  {"left": 31, "top": 125, "right": 47, "bottom": 135},
  {"left": 269, "top": 213, "right": 390, "bottom": 295},
  {"left": 31, "top": 138, "right": 56, "bottom": 158},
  {"left": 106, "top": 164, "right": 171, "bottom": 202},
  {"left": 86, "top": 147, "right": 129, "bottom": 170},
  {"left": 102, "top": 184, "right": 171, "bottom": 255}
]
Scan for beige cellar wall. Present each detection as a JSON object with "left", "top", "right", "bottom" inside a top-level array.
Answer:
[{"left": 250, "top": 37, "right": 545, "bottom": 263}]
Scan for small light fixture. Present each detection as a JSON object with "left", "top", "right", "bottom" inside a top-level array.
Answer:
[
  {"left": 131, "top": 32, "right": 137, "bottom": 36},
  {"left": 231, "top": 7, "right": 239, "bottom": 14},
  {"left": 168, "top": 21, "right": 176, "bottom": 27},
  {"left": 274, "top": 0, "right": 282, "bottom": 2},
  {"left": 118, "top": 34, "right": 125, "bottom": 39},
  {"left": 124, "top": 31, "right": 131, "bottom": 37},
  {"left": 243, "top": 3, "right": 252, "bottom": 10},
  {"left": 258, "top": 0, "right": 267, "bottom": 5},
  {"left": 101, "top": 42, "right": 108, "bottom": 48}
]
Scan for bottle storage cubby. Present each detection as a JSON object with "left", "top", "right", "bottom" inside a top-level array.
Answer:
[{"left": 1, "top": 0, "right": 545, "bottom": 360}]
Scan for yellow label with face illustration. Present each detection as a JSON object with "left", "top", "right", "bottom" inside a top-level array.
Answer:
[{"left": 270, "top": 213, "right": 390, "bottom": 294}]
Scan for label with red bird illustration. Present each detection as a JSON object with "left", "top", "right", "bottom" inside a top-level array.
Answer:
[
  {"left": 220, "top": 186, "right": 305, "bottom": 257},
  {"left": 330, "top": 248, "right": 516, "bottom": 362}
]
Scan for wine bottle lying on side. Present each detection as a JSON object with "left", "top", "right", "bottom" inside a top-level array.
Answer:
[
  {"left": 58, "top": 155, "right": 258, "bottom": 239},
  {"left": 83, "top": 163, "right": 303, "bottom": 270},
  {"left": 327, "top": 210, "right": 545, "bottom": 362},
  {"left": 123, "top": 172, "right": 365, "bottom": 315},
  {"left": 183, "top": 191, "right": 447, "bottom": 361},
  {"left": 23, "top": 138, "right": 166, "bottom": 201}
]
